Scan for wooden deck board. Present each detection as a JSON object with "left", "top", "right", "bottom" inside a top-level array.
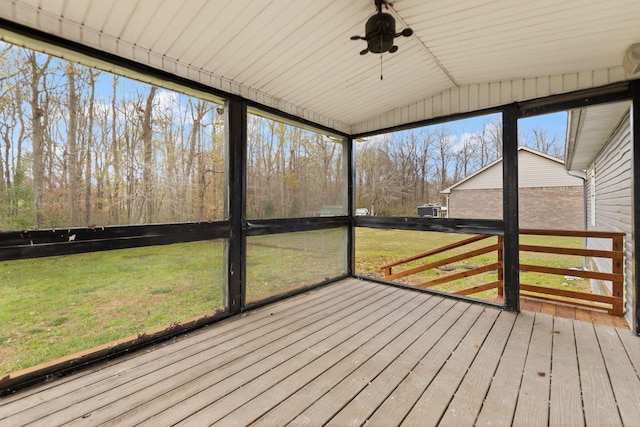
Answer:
[
  {"left": 512, "top": 313, "right": 553, "bottom": 426},
  {"left": 595, "top": 325, "right": 640, "bottom": 426},
  {"left": 574, "top": 321, "right": 623, "bottom": 426},
  {"left": 400, "top": 308, "right": 500, "bottom": 426},
  {"left": 106, "top": 282, "right": 403, "bottom": 426},
  {"left": 254, "top": 297, "right": 456, "bottom": 427},
  {"left": 364, "top": 304, "right": 485, "bottom": 426},
  {"left": 549, "top": 317, "right": 584, "bottom": 427},
  {"left": 475, "top": 312, "right": 535, "bottom": 426},
  {"left": 1, "top": 278, "right": 638, "bottom": 427},
  {"left": 182, "top": 290, "right": 431, "bottom": 426},
  {"left": 618, "top": 328, "right": 640, "bottom": 375},
  {"left": 322, "top": 300, "right": 464, "bottom": 427},
  {"left": 215, "top": 293, "right": 445, "bottom": 426},
  {"left": 438, "top": 310, "right": 516, "bottom": 426}
]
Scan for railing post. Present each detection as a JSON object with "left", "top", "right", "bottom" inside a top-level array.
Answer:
[
  {"left": 502, "top": 105, "right": 520, "bottom": 312},
  {"left": 612, "top": 234, "right": 624, "bottom": 316},
  {"left": 497, "top": 236, "right": 504, "bottom": 298}
]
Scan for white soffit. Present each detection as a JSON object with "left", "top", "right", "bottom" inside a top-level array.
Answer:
[
  {"left": 1, "top": 0, "right": 639, "bottom": 134},
  {"left": 565, "top": 102, "right": 631, "bottom": 172}
]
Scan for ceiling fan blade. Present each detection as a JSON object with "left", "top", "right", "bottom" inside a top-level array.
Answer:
[
  {"left": 351, "top": 35, "right": 363, "bottom": 40},
  {"left": 360, "top": 48, "right": 369, "bottom": 55}
]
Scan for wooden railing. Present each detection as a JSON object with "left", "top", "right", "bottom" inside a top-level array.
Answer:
[
  {"left": 379, "top": 234, "right": 503, "bottom": 295},
  {"left": 379, "top": 229, "right": 625, "bottom": 316},
  {"left": 518, "top": 229, "right": 624, "bottom": 316}
]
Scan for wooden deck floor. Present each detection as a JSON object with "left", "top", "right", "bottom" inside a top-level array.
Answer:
[
  {"left": 520, "top": 297, "right": 630, "bottom": 329},
  {"left": 1, "top": 278, "right": 639, "bottom": 426}
]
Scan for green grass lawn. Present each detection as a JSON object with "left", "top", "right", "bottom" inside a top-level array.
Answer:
[
  {"left": 246, "top": 229, "right": 347, "bottom": 302},
  {"left": 0, "top": 227, "right": 591, "bottom": 376},
  {"left": 0, "top": 241, "right": 225, "bottom": 375}
]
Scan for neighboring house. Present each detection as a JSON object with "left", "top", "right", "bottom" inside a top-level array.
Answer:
[
  {"left": 440, "top": 147, "right": 584, "bottom": 230},
  {"left": 565, "top": 101, "right": 633, "bottom": 327}
]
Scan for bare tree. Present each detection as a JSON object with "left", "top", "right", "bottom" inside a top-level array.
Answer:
[
  {"left": 430, "top": 127, "right": 456, "bottom": 196},
  {"left": 141, "top": 86, "right": 157, "bottom": 223},
  {"left": 522, "top": 124, "right": 561, "bottom": 158},
  {"left": 26, "top": 51, "right": 52, "bottom": 228}
]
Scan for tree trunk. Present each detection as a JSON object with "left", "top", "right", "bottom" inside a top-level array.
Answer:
[
  {"left": 84, "top": 70, "right": 97, "bottom": 225},
  {"left": 142, "top": 86, "right": 156, "bottom": 223},
  {"left": 111, "top": 76, "right": 120, "bottom": 224},
  {"left": 66, "top": 64, "right": 80, "bottom": 225},
  {"left": 28, "top": 53, "right": 51, "bottom": 229}
]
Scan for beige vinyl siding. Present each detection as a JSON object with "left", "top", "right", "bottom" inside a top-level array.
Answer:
[
  {"left": 586, "top": 112, "right": 632, "bottom": 326},
  {"left": 454, "top": 149, "right": 582, "bottom": 190}
]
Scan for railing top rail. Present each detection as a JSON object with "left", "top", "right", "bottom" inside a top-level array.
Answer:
[
  {"left": 519, "top": 228, "right": 626, "bottom": 239},
  {"left": 379, "top": 234, "right": 492, "bottom": 270}
]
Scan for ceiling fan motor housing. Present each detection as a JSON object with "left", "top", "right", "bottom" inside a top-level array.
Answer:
[{"left": 365, "top": 12, "right": 396, "bottom": 53}]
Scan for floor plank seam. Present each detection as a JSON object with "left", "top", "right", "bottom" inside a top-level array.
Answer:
[
  {"left": 434, "top": 307, "right": 503, "bottom": 427},
  {"left": 397, "top": 305, "right": 486, "bottom": 426},
  {"left": 571, "top": 319, "right": 588, "bottom": 427},
  {"left": 300, "top": 295, "right": 444, "bottom": 425},
  {"left": 472, "top": 311, "right": 519, "bottom": 427},
  {"left": 593, "top": 324, "right": 626, "bottom": 424},
  {"left": 335, "top": 300, "right": 469, "bottom": 427},
  {"left": 508, "top": 312, "right": 537, "bottom": 427},
  {"left": 105, "top": 286, "right": 409, "bottom": 426},
  {"left": 310, "top": 296, "right": 450, "bottom": 426},
  {"left": 169, "top": 289, "right": 423, "bottom": 425},
  {"left": 3, "top": 282, "right": 394, "bottom": 426}
]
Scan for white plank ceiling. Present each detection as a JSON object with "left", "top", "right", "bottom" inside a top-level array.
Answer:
[{"left": 0, "top": 0, "right": 639, "bottom": 134}]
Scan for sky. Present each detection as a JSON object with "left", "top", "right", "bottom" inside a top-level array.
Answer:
[{"left": 440, "top": 111, "right": 568, "bottom": 155}]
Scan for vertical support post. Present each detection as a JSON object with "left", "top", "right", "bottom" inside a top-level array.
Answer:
[
  {"left": 632, "top": 80, "right": 640, "bottom": 334},
  {"left": 611, "top": 234, "right": 624, "bottom": 316},
  {"left": 502, "top": 105, "right": 520, "bottom": 312},
  {"left": 347, "top": 136, "right": 356, "bottom": 276},
  {"left": 227, "top": 99, "right": 247, "bottom": 315}
]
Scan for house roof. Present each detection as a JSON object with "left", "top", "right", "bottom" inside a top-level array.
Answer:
[
  {"left": 440, "top": 146, "right": 577, "bottom": 193},
  {"left": 565, "top": 102, "right": 631, "bottom": 172},
  {"left": 1, "top": 1, "right": 640, "bottom": 135}
]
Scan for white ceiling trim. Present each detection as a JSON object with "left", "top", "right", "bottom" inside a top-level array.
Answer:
[
  {"left": 2, "top": 0, "right": 640, "bottom": 136},
  {"left": 351, "top": 67, "right": 632, "bottom": 135},
  {"left": 0, "top": 0, "right": 352, "bottom": 133}
]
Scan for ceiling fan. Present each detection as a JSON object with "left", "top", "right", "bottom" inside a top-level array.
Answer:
[{"left": 351, "top": 0, "right": 413, "bottom": 55}]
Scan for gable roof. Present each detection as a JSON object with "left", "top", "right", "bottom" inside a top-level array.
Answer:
[
  {"left": 1, "top": 1, "right": 639, "bottom": 135},
  {"left": 441, "top": 147, "right": 580, "bottom": 194}
]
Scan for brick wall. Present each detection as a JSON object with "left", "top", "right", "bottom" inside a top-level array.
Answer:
[{"left": 447, "top": 186, "right": 584, "bottom": 230}]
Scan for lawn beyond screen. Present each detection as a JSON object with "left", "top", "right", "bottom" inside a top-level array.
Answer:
[
  {"left": 246, "top": 228, "right": 347, "bottom": 304},
  {"left": 0, "top": 240, "right": 225, "bottom": 375}
]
